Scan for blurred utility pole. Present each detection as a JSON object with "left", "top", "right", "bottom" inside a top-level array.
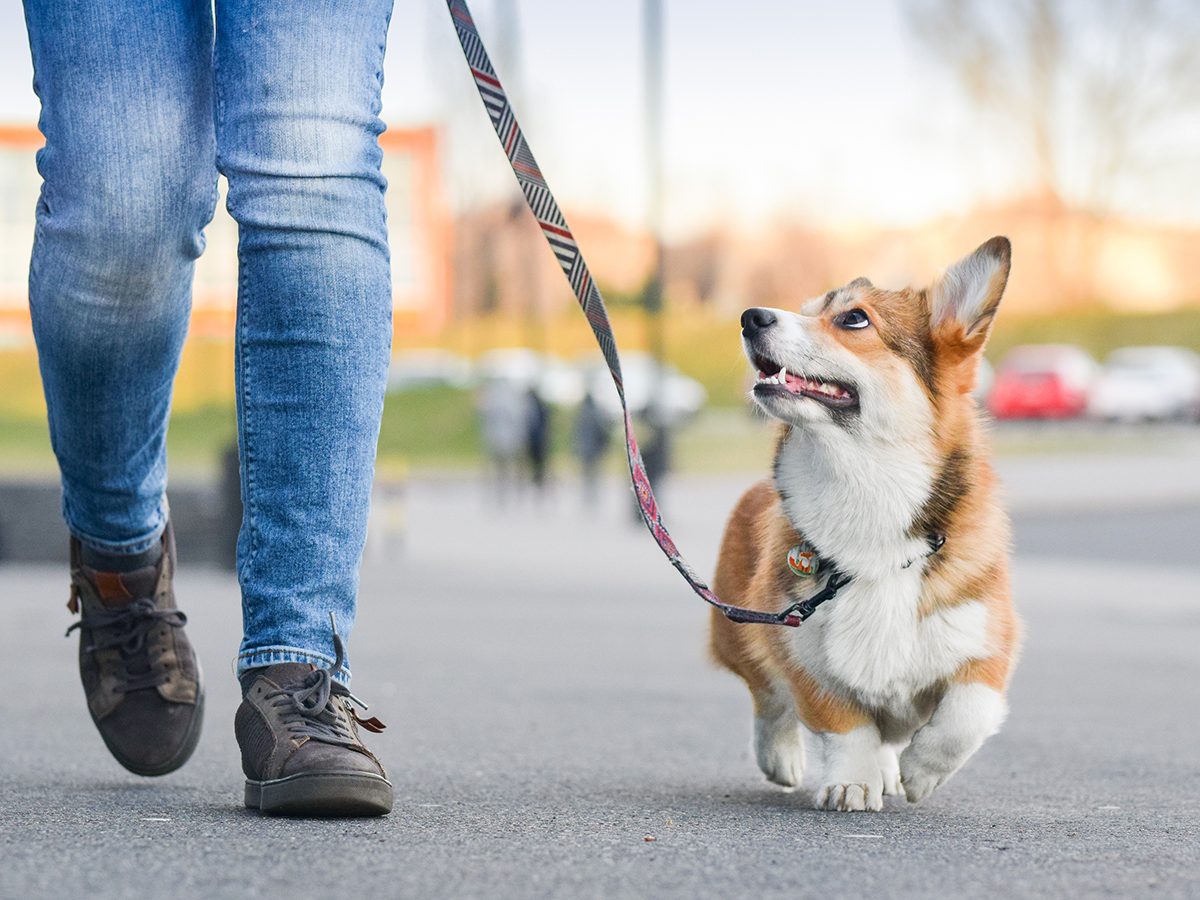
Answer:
[
  {"left": 494, "top": 0, "right": 546, "bottom": 353},
  {"left": 641, "top": 0, "right": 670, "bottom": 484}
]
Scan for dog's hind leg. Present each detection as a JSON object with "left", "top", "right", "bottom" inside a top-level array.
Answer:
[
  {"left": 752, "top": 678, "right": 807, "bottom": 788},
  {"left": 711, "top": 610, "right": 805, "bottom": 788}
]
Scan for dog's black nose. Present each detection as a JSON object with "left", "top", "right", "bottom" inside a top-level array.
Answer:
[{"left": 741, "top": 307, "right": 778, "bottom": 338}]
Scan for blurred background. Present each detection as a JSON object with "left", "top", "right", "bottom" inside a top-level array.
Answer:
[
  {"left": 1, "top": 0, "right": 1199, "bottom": 564},
  {"left": 3, "top": 6, "right": 1198, "bottom": 888}
]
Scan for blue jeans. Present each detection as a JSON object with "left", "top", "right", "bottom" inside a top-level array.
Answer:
[{"left": 23, "top": 0, "right": 395, "bottom": 681}]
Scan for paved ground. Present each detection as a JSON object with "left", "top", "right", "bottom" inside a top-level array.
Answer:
[{"left": 1, "top": 464, "right": 1198, "bottom": 899}]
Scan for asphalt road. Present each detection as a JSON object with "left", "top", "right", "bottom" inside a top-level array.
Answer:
[{"left": 1, "top": 468, "right": 1198, "bottom": 899}]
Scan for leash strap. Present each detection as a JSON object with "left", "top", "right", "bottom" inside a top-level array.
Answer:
[{"left": 445, "top": 0, "right": 802, "bottom": 627}]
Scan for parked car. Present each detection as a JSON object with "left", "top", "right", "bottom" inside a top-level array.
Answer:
[
  {"left": 1086, "top": 346, "right": 1200, "bottom": 422},
  {"left": 388, "top": 349, "right": 473, "bottom": 391},
  {"left": 973, "top": 357, "right": 994, "bottom": 404},
  {"left": 988, "top": 345, "right": 1097, "bottom": 420},
  {"left": 580, "top": 351, "right": 707, "bottom": 426},
  {"left": 475, "top": 348, "right": 583, "bottom": 405}
]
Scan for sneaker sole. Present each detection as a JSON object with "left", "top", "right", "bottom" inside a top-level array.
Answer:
[
  {"left": 93, "top": 663, "right": 206, "bottom": 778},
  {"left": 245, "top": 772, "right": 394, "bottom": 817}
]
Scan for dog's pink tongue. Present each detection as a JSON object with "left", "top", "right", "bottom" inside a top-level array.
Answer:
[{"left": 784, "top": 372, "right": 806, "bottom": 393}]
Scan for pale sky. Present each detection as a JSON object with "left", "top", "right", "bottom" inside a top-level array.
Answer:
[{"left": 1, "top": 0, "right": 1196, "bottom": 238}]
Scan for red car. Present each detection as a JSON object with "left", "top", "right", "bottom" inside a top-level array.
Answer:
[{"left": 988, "top": 345, "right": 1097, "bottom": 420}]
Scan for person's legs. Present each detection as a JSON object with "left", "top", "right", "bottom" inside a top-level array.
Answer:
[
  {"left": 23, "top": 0, "right": 216, "bottom": 776},
  {"left": 214, "top": 0, "right": 394, "bottom": 681},
  {"left": 24, "top": 0, "right": 218, "bottom": 554}
]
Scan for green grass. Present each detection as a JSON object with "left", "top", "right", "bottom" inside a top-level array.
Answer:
[
  {"left": 378, "top": 386, "right": 617, "bottom": 474},
  {"left": 0, "top": 406, "right": 238, "bottom": 477},
  {"left": 3, "top": 393, "right": 1197, "bottom": 480},
  {"left": 0, "top": 391, "right": 506, "bottom": 476},
  {"left": 0, "top": 390, "right": 775, "bottom": 476},
  {"left": 378, "top": 387, "right": 481, "bottom": 470},
  {"left": 4, "top": 306, "right": 1200, "bottom": 476},
  {"left": 0, "top": 390, "right": 548, "bottom": 476},
  {"left": 0, "top": 415, "right": 53, "bottom": 474},
  {"left": 166, "top": 405, "right": 238, "bottom": 469},
  {"left": 670, "top": 408, "right": 776, "bottom": 473}
]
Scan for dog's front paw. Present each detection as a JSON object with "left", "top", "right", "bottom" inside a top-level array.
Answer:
[
  {"left": 814, "top": 782, "right": 883, "bottom": 812},
  {"left": 899, "top": 759, "right": 944, "bottom": 804},
  {"left": 759, "top": 744, "right": 804, "bottom": 789},
  {"left": 899, "top": 683, "right": 1009, "bottom": 804},
  {"left": 754, "top": 715, "right": 805, "bottom": 788},
  {"left": 879, "top": 746, "right": 903, "bottom": 797}
]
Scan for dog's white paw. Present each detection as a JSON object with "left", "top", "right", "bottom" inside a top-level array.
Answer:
[
  {"left": 899, "top": 760, "right": 944, "bottom": 804},
  {"left": 814, "top": 782, "right": 882, "bottom": 812},
  {"left": 879, "top": 746, "right": 903, "bottom": 797},
  {"left": 899, "top": 683, "right": 1009, "bottom": 804},
  {"left": 754, "top": 714, "right": 805, "bottom": 788}
]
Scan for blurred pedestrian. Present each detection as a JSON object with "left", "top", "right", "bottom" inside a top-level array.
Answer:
[
  {"left": 525, "top": 385, "right": 552, "bottom": 491},
  {"left": 23, "top": 0, "right": 394, "bottom": 815},
  {"left": 631, "top": 401, "right": 672, "bottom": 524},
  {"left": 479, "top": 378, "right": 527, "bottom": 504},
  {"left": 572, "top": 391, "right": 611, "bottom": 504}
]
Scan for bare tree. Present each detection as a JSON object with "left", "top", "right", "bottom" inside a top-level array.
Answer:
[{"left": 904, "top": 0, "right": 1200, "bottom": 217}]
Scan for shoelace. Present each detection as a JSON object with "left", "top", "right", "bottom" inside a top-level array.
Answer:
[
  {"left": 264, "top": 615, "right": 385, "bottom": 748},
  {"left": 65, "top": 596, "right": 187, "bottom": 692}
]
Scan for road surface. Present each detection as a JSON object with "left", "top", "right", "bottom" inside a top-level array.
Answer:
[{"left": 1, "top": 468, "right": 1197, "bottom": 899}]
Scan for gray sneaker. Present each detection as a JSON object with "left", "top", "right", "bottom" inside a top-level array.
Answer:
[
  {"left": 66, "top": 521, "right": 204, "bottom": 776},
  {"left": 235, "top": 618, "right": 392, "bottom": 816}
]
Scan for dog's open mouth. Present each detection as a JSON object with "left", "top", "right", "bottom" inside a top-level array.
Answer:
[{"left": 751, "top": 355, "right": 858, "bottom": 410}]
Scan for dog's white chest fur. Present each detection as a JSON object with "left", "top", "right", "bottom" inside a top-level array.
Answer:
[
  {"left": 777, "top": 417, "right": 993, "bottom": 724},
  {"left": 775, "top": 428, "right": 990, "bottom": 718},
  {"left": 793, "top": 574, "right": 990, "bottom": 714}
]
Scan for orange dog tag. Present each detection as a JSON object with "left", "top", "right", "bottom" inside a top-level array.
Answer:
[{"left": 787, "top": 543, "right": 819, "bottom": 577}]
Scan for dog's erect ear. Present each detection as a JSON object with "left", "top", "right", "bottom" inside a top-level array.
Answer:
[{"left": 931, "top": 236, "right": 1011, "bottom": 349}]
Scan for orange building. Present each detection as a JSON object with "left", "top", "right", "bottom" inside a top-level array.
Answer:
[{"left": 0, "top": 123, "right": 451, "bottom": 344}]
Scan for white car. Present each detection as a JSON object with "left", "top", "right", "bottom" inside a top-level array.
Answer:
[
  {"left": 974, "top": 356, "right": 994, "bottom": 404},
  {"left": 580, "top": 351, "right": 707, "bottom": 426},
  {"left": 475, "top": 348, "right": 584, "bottom": 406},
  {"left": 1087, "top": 346, "right": 1200, "bottom": 422}
]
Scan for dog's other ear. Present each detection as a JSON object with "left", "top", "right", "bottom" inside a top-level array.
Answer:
[{"left": 931, "top": 236, "right": 1011, "bottom": 351}]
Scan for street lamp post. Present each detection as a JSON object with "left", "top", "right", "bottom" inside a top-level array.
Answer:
[
  {"left": 496, "top": 0, "right": 544, "bottom": 353},
  {"left": 642, "top": 0, "right": 670, "bottom": 485}
]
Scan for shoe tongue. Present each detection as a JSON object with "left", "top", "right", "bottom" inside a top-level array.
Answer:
[
  {"left": 86, "top": 565, "right": 159, "bottom": 607},
  {"left": 262, "top": 663, "right": 318, "bottom": 690}
]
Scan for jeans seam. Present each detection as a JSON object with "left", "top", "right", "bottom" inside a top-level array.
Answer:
[
  {"left": 236, "top": 252, "right": 258, "bottom": 582},
  {"left": 215, "top": 33, "right": 258, "bottom": 586},
  {"left": 29, "top": 181, "right": 52, "bottom": 449},
  {"left": 376, "top": 6, "right": 392, "bottom": 100}
]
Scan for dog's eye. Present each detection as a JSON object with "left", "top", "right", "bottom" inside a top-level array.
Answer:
[{"left": 835, "top": 308, "right": 871, "bottom": 330}]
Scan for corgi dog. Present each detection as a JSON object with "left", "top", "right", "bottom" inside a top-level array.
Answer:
[{"left": 710, "top": 237, "right": 1019, "bottom": 811}]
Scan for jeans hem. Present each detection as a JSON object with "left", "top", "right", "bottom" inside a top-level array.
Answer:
[
  {"left": 66, "top": 510, "right": 168, "bottom": 556},
  {"left": 236, "top": 646, "right": 350, "bottom": 685}
]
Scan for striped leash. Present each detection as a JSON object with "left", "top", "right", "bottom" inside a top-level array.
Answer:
[{"left": 446, "top": 0, "right": 806, "bottom": 627}]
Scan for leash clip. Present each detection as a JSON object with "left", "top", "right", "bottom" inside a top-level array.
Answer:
[{"left": 776, "top": 571, "right": 852, "bottom": 624}]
